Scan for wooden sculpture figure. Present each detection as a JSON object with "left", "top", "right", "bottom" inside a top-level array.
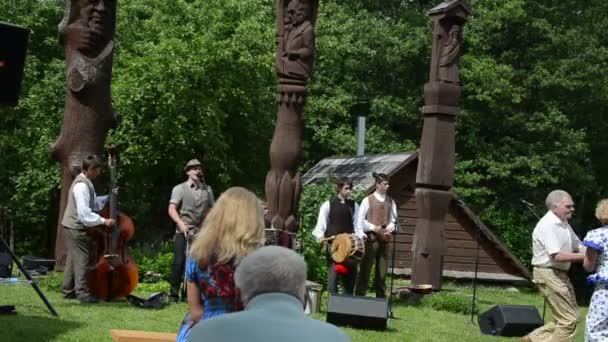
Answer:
[
  {"left": 52, "top": 0, "right": 118, "bottom": 267},
  {"left": 438, "top": 24, "right": 462, "bottom": 85},
  {"left": 411, "top": 0, "right": 470, "bottom": 289},
  {"left": 266, "top": 0, "right": 318, "bottom": 247}
]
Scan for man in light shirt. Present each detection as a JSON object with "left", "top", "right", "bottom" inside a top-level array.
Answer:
[
  {"left": 61, "top": 154, "right": 116, "bottom": 304},
  {"left": 354, "top": 172, "right": 397, "bottom": 298},
  {"left": 312, "top": 178, "right": 363, "bottom": 295},
  {"left": 522, "top": 190, "right": 585, "bottom": 342}
]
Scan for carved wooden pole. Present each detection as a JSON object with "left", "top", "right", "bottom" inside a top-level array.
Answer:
[
  {"left": 411, "top": 0, "right": 470, "bottom": 289},
  {"left": 52, "top": 0, "right": 118, "bottom": 268},
  {"left": 265, "top": 0, "right": 318, "bottom": 247}
]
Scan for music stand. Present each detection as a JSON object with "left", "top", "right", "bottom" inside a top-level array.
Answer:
[{"left": 0, "top": 237, "right": 58, "bottom": 316}]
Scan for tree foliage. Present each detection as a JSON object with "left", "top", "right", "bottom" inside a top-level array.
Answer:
[{"left": 0, "top": 0, "right": 607, "bottom": 270}]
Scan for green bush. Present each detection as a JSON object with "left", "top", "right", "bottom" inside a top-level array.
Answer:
[
  {"left": 130, "top": 241, "right": 173, "bottom": 283},
  {"left": 422, "top": 291, "right": 475, "bottom": 315},
  {"left": 133, "top": 280, "right": 171, "bottom": 294},
  {"left": 37, "top": 271, "right": 64, "bottom": 293}
]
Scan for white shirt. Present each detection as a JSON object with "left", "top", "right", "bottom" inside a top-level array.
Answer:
[
  {"left": 72, "top": 174, "right": 109, "bottom": 227},
  {"left": 532, "top": 210, "right": 583, "bottom": 271},
  {"left": 312, "top": 199, "right": 364, "bottom": 241},
  {"left": 357, "top": 192, "right": 398, "bottom": 233}
]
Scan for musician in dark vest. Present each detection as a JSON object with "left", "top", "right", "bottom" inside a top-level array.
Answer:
[
  {"left": 168, "top": 158, "right": 215, "bottom": 303},
  {"left": 61, "top": 154, "right": 116, "bottom": 304},
  {"left": 312, "top": 178, "right": 364, "bottom": 295},
  {"left": 355, "top": 172, "right": 397, "bottom": 298}
]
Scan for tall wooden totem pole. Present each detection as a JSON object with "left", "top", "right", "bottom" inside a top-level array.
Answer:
[
  {"left": 265, "top": 0, "right": 318, "bottom": 247},
  {"left": 411, "top": 0, "right": 470, "bottom": 289},
  {"left": 52, "top": 0, "right": 118, "bottom": 267}
]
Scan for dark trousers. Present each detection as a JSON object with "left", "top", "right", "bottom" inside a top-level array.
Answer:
[
  {"left": 355, "top": 237, "right": 388, "bottom": 298},
  {"left": 170, "top": 233, "right": 187, "bottom": 298},
  {"left": 62, "top": 227, "right": 94, "bottom": 299},
  {"left": 326, "top": 246, "right": 357, "bottom": 295}
]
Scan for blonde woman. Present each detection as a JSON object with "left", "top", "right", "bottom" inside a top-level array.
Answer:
[
  {"left": 176, "top": 187, "right": 265, "bottom": 342},
  {"left": 583, "top": 199, "right": 608, "bottom": 342}
]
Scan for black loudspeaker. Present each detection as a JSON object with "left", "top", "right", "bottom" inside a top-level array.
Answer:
[
  {"left": 326, "top": 294, "right": 388, "bottom": 331},
  {"left": 0, "top": 22, "right": 30, "bottom": 106},
  {"left": 478, "top": 305, "right": 543, "bottom": 337},
  {"left": 0, "top": 252, "right": 11, "bottom": 278},
  {"left": 23, "top": 255, "right": 55, "bottom": 271}
]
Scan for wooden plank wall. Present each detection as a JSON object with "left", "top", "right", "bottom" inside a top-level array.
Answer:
[
  {"left": 384, "top": 161, "right": 523, "bottom": 278},
  {"left": 390, "top": 194, "right": 506, "bottom": 274}
]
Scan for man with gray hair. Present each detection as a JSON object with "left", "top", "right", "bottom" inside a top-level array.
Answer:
[
  {"left": 522, "top": 190, "right": 584, "bottom": 342},
  {"left": 187, "top": 246, "right": 351, "bottom": 342}
]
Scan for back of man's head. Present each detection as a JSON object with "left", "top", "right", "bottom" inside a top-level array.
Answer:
[{"left": 234, "top": 246, "right": 307, "bottom": 306}]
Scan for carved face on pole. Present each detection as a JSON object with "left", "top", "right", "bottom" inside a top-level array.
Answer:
[
  {"left": 79, "top": 0, "right": 112, "bottom": 35},
  {"left": 288, "top": 0, "right": 310, "bottom": 27}
]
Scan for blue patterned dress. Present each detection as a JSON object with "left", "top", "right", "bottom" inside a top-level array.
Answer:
[
  {"left": 583, "top": 227, "right": 608, "bottom": 342},
  {"left": 176, "top": 257, "right": 242, "bottom": 342}
]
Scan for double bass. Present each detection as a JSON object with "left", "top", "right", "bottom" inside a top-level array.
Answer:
[{"left": 88, "top": 147, "right": 138, "bottom": 300}]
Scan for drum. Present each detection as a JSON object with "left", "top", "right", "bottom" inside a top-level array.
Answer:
[{"left": 331, "top": 233, "right": 365, "bottom": 266}]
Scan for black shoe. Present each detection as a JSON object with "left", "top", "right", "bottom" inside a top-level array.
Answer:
[
  {"left": 79, "top": 295, "right": 99, "bottom": 304},
  {"left": 62, "top": 291, "right": 77, "bottom": 299}
]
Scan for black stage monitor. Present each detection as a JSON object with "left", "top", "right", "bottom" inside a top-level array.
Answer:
[
  {"left": 0, "top": 22, "right": 30, "bottom": 107},
  {"left": 478, "top": 304, "right": 543, "bottom": 337},
  {"left": 326, "top": 294, "right": 388, "bottom": 331}
]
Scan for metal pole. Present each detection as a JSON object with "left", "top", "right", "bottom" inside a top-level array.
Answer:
[
  {"left": 357, "top": 116, "right": 366, "bottom": 156},
  {"left": 1, "top": 237, "right": 58, "bottom": 316}
]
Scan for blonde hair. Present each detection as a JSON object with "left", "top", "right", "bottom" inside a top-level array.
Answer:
[
  {"left": 595, "top": 199, "right": 608, "bottom": 224},
  {"left": 189, "top": 187, "right": 265, "bottom": 267}
]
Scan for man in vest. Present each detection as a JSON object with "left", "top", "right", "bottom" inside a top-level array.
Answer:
[
  {"left": 61, "top": 154, "right": 116, "bottom": 304},
  {"left": 168, "top": 158, "right": 215, "bottom": 303},
  {"left": 355, "top": 172, "right": 397, "bottom": 298},
  {"left": 312, "top": 178, "right": 364, "bottom": 295}
]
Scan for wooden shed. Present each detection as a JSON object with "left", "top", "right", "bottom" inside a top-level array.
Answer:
[{"left": 302, "top": 152, "right": 531, "bottom": 284}]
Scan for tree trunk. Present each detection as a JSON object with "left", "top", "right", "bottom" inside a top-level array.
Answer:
[{"left": 52, "top": 0, "right": 118, "bottom": 269}]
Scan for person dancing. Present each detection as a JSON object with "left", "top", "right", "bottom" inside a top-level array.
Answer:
[
  {"left": 583, "top": 199, "right": 608, "bottom": 342},
  {"left": 176, "top": 187, "right": 265, "bottom": 342}
]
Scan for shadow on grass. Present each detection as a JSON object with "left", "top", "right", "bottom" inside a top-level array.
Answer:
[{"left": 0, "top": 314, "right": 82, "bottom": 342}]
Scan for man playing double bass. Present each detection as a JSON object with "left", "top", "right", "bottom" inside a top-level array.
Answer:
[
  {"left": 355, "top": 172, "right": 398, "bottom": 298},
  {"left": 168, "top": 159, "right": 214, "bottom": 303},
  {"left": 61, "top": 154, "right": 116, "bottom": 304},
  {"left": 312, "top": 178, "right": 364, "bottom": 295}
]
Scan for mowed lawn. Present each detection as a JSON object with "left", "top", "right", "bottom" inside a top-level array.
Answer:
[{"left": 0, "top": 276, "right": 588, "bottom": 342}]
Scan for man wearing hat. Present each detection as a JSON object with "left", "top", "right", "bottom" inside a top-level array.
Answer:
[{"left": 168, "top": 158, "right": 215, "bottom": 303}]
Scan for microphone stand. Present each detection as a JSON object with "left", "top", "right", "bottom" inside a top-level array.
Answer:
[
  {"left": 387, "top": 206, "right": 399, "bottom": 320},
  {"left": 521, "top": 200, "right": 548, "bottom": 322},
  {"left": 0, "top": 237, "right": 58, "bottom": 316},
  {"left": 459, "top": 198, "right": 480, "bottom": 325}
]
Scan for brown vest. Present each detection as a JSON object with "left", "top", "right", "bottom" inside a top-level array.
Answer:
[{"left": 367, "top": 194, "right": 393, "bottom": 227}]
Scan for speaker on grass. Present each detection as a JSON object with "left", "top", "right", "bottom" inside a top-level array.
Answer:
[
  {"left": 0, "top": 22, "right": 30, "bottom": 107},
  {"left": 326, "top": 294, "right": 388, "bottom": 331},
  {"left": 0, "top": 252, "right": 11, "bottom": 278},
  {"left": 478, "top": 304, "right": 543, "bottom": 337}
]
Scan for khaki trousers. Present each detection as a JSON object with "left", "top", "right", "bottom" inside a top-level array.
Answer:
[{"left": 528, "top": 267, "right": 578, "bottom": 342}]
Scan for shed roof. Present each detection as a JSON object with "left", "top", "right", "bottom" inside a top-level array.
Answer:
[{"left": 302, "top": 152, "right": 417, "bottom": 191}]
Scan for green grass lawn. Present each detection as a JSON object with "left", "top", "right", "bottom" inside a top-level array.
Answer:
[{"left": 0, "top": 274, "right": 588, "bottom": 342}]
